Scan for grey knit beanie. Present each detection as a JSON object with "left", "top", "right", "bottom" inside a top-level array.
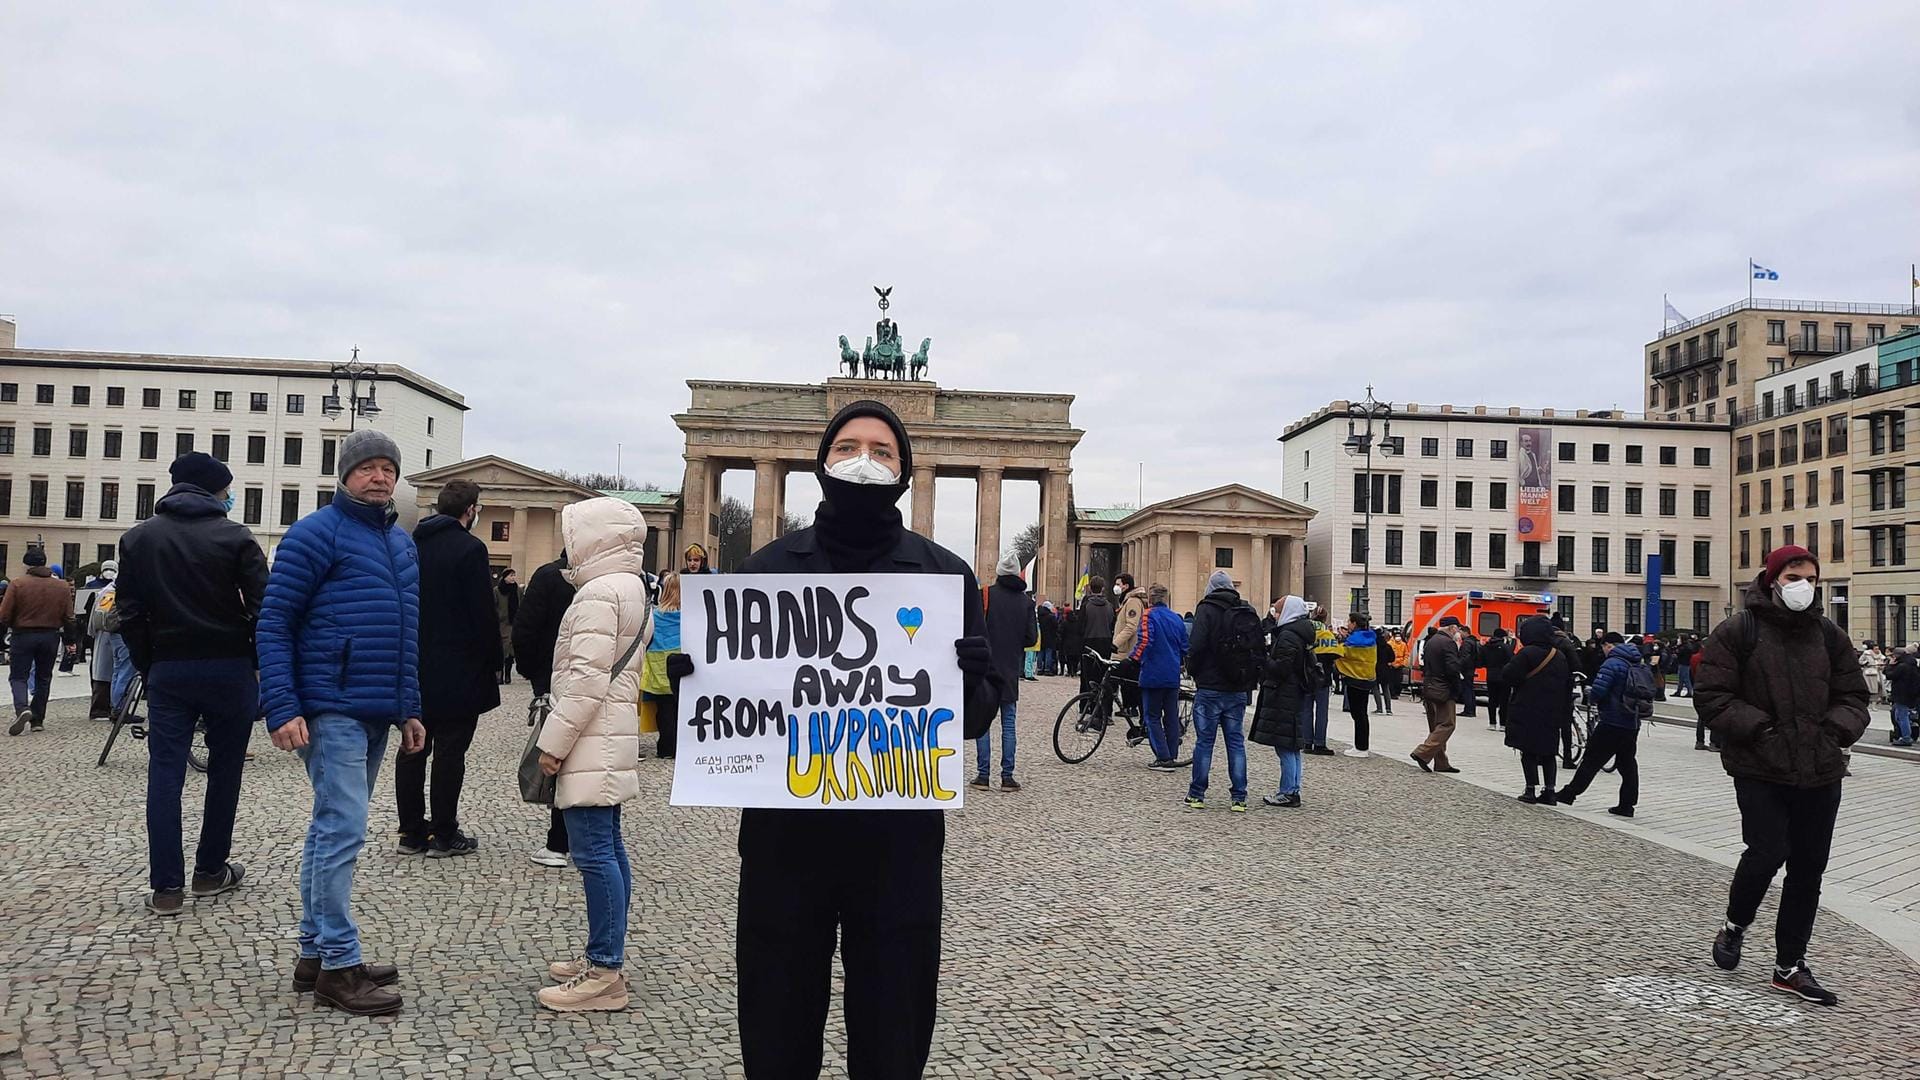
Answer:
[{"left": 338, "top": 428, "right": 401, "bottom": 477}]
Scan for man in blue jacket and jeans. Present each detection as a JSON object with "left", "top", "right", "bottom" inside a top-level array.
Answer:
[
  {"left": 1556, "top": 632, "right": 1649, "bottom": 817},
  {"left": 258, "top": 429, "right": 426, "bottom": 1016}
]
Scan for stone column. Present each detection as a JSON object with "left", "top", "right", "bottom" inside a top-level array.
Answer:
[
  {"left": 1044, "top": 470, "right": 1071, "bottom": 602},
  {"left": 1156, "top": 530, "right": 1173, "bottom": 580},
  {"left": 1196, "top": 530, "right": 1214, "bottom": 593},
  {"left": 974, "top": 466, "right": 1003, "bottom": 581},
  {"left": 681, "top": 456, "right": 710, "bottom": 555},
  {"left": 912, "top": 464, "right": 936, "bottom": 537},
  {"left": 751, "top": 458, "right": 780, "bottom": 549},
  {"left": 1251, "top": 534, "right": 1270, "bottom": 611},
  {"left": 1289, "top": 535, "right": 1307, "bottom": 599},
  {"left": 511, "top": 506, "right": 529, "bottom": 573}
]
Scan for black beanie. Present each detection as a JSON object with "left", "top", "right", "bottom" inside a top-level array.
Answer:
[
  {"left": 817, "top": 399, "right": 913, "bottom": 478},
  {"left": 169, "top": 451, "right": 234, "bottom": 494}
]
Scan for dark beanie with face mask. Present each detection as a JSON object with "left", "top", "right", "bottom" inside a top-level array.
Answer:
[{"left": 812, "top": 399, "right": 912, "bottom": 571}]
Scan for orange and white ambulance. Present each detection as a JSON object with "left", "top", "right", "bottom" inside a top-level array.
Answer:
[{"left": 1407, "top": 589, "right": 1553, "bottom": 695}]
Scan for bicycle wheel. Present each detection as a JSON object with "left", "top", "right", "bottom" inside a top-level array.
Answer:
[
  {"left": 1566, "top": 716, "right": 1587, "bottom": 767},
  {"left": 1053, "top": 692, "right": 1110, "bottom": 764},
  {"left": 96, "top": 674, "right": 146, "bottom": 768},
  {"left": 1177, "top": 689, "right": 1194, "bottom": 743},
  {"left": 188, "top": 719, "right": 210, "bottom": 774}
]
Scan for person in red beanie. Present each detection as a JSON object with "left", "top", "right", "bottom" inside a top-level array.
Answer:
[{"left": 1694, "top": 545, "right": 1867, "bottom": 1007}]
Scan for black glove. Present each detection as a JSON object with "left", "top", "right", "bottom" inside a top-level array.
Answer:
[
  {"left": 954, "top": 636, "right": 993, "bottom": 678},
  {"left": 665, "top": 653, "right": 695, "bottom": 680}
]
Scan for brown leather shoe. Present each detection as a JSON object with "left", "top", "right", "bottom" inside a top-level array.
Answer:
[
  {"left": 313, "top": 964, "right": 403, "bottom": 1015},
  {"left": 293, "top": 956, "right": 399, "bottom": 993}
]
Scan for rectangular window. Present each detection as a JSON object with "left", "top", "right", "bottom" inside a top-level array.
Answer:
[
  {"left": 1217, "top": 548, "right": 1234, "bottom": 568},
  {"left": 1420, "top": 437, "right": 1439, "bottom": 457},
  {"left": 1625, "top": 486, "right": 1643, "bottom": 515},
  {"left": 247, "top": 435, "right": 266, "bottom": 465},
  {"left": 280, "top": 489, "right": 302, "bottom": 527},
  {"left": 102, "top": 430, "right": 121, "bottom": 459},
  {"left": 1488, "top": 532, "right": 1506, "bottom": 569},
  {"left": 1350, "top": 528, "right": 1368, "bottom": 565},
  {"left": 1758, "top": 432, "right": 1775, "bottom": 470},
  {"left": 286, "top": 393, "right": 305, "bottom": 415},
  {"left": 1558, "top": 441, "right": 1575, "bottom": 462},
  {"left": 1384, "top": 589, "right": 1403, "bottom": 626},
  {"left": 1659, "top": 445, "right": 1677, "bottom": 466},
  {"left": 1693, "top": 600, "right": 1710, "bottom": 633},
  {"left": 1384, "top": 529, "right": 1403, "bottom": 566},
  {"left": 1588, "top": 597, "right": 1607, "bottom": 633},
  {"left": 0, "top": 382, "right": 16, "bottom": 402},
  {"left": 424, "top": 447, "right": 433, "bottom": 467},
  {"left": 1490, "top": 439, "right": 1508, "bottom": 459},
  {"left": 1806, "top": 470, "right": 1818, "bottom": 505},
  {"left": 1557, "top": 534, "right": 1575, "bottom": 571},
  {"left": 1739, "top": 530, "right": 1751, "bottom": 569},
  {"left": 214, "top": 390, "right": 232, "bottom": 411},
  {"left": 1626, "top": 445, "right": 1643, "bottom": 464},
  {"left": 35, "top": 384, "right": 54, "bottom": 404},
  {"left": 1693, "top": 539, "right": 1712, "bottom": 578},
  {"left": 427, "top": 416, "right": 436, "bottom": 436},
  {"left": 135, "top": 483, "right": 155, "bottom": 520},
  {"left": 1693, "top": 446, "right": 1711, "bottom": 467},
  {"left": 1558, "top": 484, "right": 1574, "bottom": 513},
  {"left": 1779, "top": 426, "right": 1798, "bottom": 467},
  {"left": 1831, "top": 466, "right": 1844, "bottom": 505},
  {"left": 321, "top": 438, "right": 337, "bottom": 476},
  {"left": 1455, "top": 438, "right": 1473, "bottom": 458},
  {"left": 1784, "top": 475, "right": 1796, "bottom": 511},
  {"left": 1768, "top": 319, "right": 1785, "bottom": 344},
  {"left": 1662, "top": 599, "right": 1678, "bottom": 631},
  {"left": 175, "top": 432, "right": 194, "bottom": 458},
  {"left": 243, "top": 487, "right": 263, "bottom": 525},
  {"left": 1387, "top": 473, "right": 1401, "bottom": 514},
  {"left": 1762, "top": 479, "right": 1773, "bottom": 513},
  {"left": 142, "top": 388, "right": 160, "bottom": 408},
  {"left": 28, "top": 479, "right": 48, "bottom": 517},
  {"left": 1736, "top": 435, "right": 1752, "bottom": 474},
  {"left": 68, "top": 428, "right": 87, "bottom": 458},
  {"left": 1592, "top": 536, "right": 1609, "bottom": 574},
  {"left": 1353, "top": 474, "right": 1368, "bottom": 513},
  {"left": 0, "top": 426, "right": 11, "bottom": 455},
  {"left": 211, "top": 433, "right": 231, "bottom": 461},
  {"left": 250, "top": 393, "right": 269, "bottom": 412},
  {"left": 178, "top": 389, "right": 196, "bottom": 410},
  {"left": 32, "top": 427, "right": 51, "bottom": 456},
  {"left": 284, "top": 436, "right": 302, "bottom": 467},
  {"left": 1739, "top": 483, "right": 1750, "bottom": 516},
  {"left": 1693, "top": 489, "right": 1711, "bottom": 517},
  {"left": 1660, "top": 538, "right": 1678, "bottom": 574},
  {"left": 106, "top": 386, "right": 124, "bottom": 407},
  {"left": 1803, "top": 421, "right": 1821, "bottom": 461},
  {"left": 1658, "top": 488, "right": 1676, "bottom": 517},
  {"left": 1832, "top": 520, "right": 1844, "bottom": 561},
  {"left": 1419, "top": 479, "right": 1438, "bottom": 508},
  {"left": 1807, "top": 521, "right": 1819, "bottom": 560},
  {"left": 1489, "top": 482, "right": 1507, "bottom": 511},
  {"left": 1625, "top": 598, "right": 1642, "bottom": 636},
  {"left": 1592, "top": 485, "right": 1609, "bottom": 514},
  {"left": 315, "top": 489, "right": 332, "bottom": 512},
  {"left": 1627, "top": 538, "right": 1643, "bottom": 575},
  {"left": 99, "top": 482, "right": 118, "bottom": 520},
  {"left": 1592, "top": 443, "right": 1610, "bottom": 463},
  {"left": 1761, "top": 528, "right": 1773, "bottom": 560},
  {"left": 1419, "top": 530, "right": 1437, "bottom": 567},
  {"left": 1454, "top": 531, "right": 1472, "bottom": 568},
  {"left": 1456, "top": 480, "right": 1473, "bottom": 509},
  {"left": 64, "top": 481, "right": 84, "bottom": 519},
  {"left": 71, "top": 385, "right": 90, "bottom": 406},
  {"left": 138, "top": 431, "right": 158, "bottom": 460},
  {"left": 1558, "top": 595, "right": 1574, "bottom": 624}
]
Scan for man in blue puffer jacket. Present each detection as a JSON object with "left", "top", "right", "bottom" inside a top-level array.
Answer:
[
  {"left": 1556, "top": 632, "right": 1650, "bottom": 817},
  {"left": 258, "top": 429, "right": 426, "bottom": 1017},
  {"left": 1132, "top": 583, "right": 1190, "bottom": 769}
]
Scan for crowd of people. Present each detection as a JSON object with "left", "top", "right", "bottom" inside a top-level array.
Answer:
[{"left": 0, "top": 394, "right": 1891, "bottom": 1065}]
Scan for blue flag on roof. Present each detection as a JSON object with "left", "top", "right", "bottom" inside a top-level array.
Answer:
[{"left": 1751, "top": 261, "right": 1779, "bottom": 281}]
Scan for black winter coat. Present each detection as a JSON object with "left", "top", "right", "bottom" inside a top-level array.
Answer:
[
  {"left": 512, "top": 556, "right": 574, "bottom": 696},
  {"left": 1188, "top": 586, "right": 1255, "bottom": 692},
  {"left": 1496, "top": 618, "right": 1574, "bottom": 757},
  {"left": 1079, "top": 594, "right": 1117, "bottom": 648},
  {"left": 1696, "top": 579, "right": 1869, "bottom": 788},
  {"left": 1889, "top": 654, "right": 1920, "bottom": 707},
  {"left": 413, "top": 514, "right": 502, "bottom": 720},
  {"left": 1419, "top": 631, "right": 1460, "bottom": 702},
  {"left": 1061, "top": 606, "right": 1085, "bottom": 659},
  {"left": 1038, "top": 607, "right": 1060, "bottom": 651},
  {"left": 1251, "top": 616, "right": 1316, "bottom": 748},
  {"left": 1481, "top": 636, "right": 1515, "bottom": 682},
  {"left": 115, "top": 484, "right": 268, "bottom": 670},
  {"left": 984, "top": 574, "right": 1037, "bottom": 703}
]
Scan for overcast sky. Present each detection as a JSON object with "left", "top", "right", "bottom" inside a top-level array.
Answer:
[{"left": 6, "top": 3, "right": 1918, "bottom": 558}]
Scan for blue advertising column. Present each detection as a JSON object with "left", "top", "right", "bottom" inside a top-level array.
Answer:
[{"left": 1646, "top": 553, "right": 1663, "bottom": 634}]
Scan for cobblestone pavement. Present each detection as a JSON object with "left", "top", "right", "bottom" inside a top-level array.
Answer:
[{"left": 3, "top": 676, "right": 1918, "bottom": 1078}]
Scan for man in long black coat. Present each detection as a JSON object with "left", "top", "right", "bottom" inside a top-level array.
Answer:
[
  {"left": 513, "top": 552, "right": 575, "bottom": 867},
  {"left": 673, "top": 400, "right": 1002, "bottom": 1078},
  {"left": 395, "top": 479, "right": 501, "bottom": 857}
]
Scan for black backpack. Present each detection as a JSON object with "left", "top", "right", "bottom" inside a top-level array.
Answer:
[{"left": 1214, "top": 602, "right": 1268, "bottom": 691}]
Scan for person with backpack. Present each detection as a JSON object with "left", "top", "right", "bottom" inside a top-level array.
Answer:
[
  {"left": 1133, "top": 584, "right": 1190, "bottom": 771},
  {"left": 1455, "top": 630, "right": 1481, "bottom": 718},
  {"left": 1333, "top": 614, "right": 1378, "bottom": 756},
  {"left": 1411, "top": 618, "right": 1464, "bottom": 774},
  {"left": 1481, "top": 627, "right": 1516, "bottom": 730},
  {"left": 1695, "top": 545, "right": 1867, "bottom": 1007},
  {"left": 1886, "top": 646, "right": 1918, "bottom": 747},
  {"left": 1077, "top": 576, "right": 1117, "bottom": 695},
  {"left": 1556, "top": 632, "right": 1650, "bottom": 817},
  {"left": 1183, "top": 570, "right": 1262, "bottom": 812},
  {"left": 973, "top": 551, "right": 1036, "bottom": 792},
  {"left": 1252, "top": 595, "right": 1315, "bottom": 806},
  {"left": 1495, "top": 615, "right": 1574, "bottom": 804},
  {"left": 1306, "top": 606, "right": 1339, "bottom": 754}
]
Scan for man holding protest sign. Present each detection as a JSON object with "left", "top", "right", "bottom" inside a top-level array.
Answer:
[{"left": 666, "top": 399, "right": 1001, "bottom": 1078}]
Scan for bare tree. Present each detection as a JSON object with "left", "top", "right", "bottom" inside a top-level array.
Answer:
[
  {"left": 549, "top": 469, "right": 662, "bottom": 492},
  {"left": 715, "top": 496, "right": 754, "bottom": 570},
  {"left": 780, "top": 510, "right": 810, "bottom": 536},
  {"left": 1009, "top": 521, "right": 1044, "bottom": 570}
]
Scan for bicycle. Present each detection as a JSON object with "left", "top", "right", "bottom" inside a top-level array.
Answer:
[
  {"left": 97, "top": 671, "right": 209, "bottom": 772},
  {"left": 1053, "top": 648, "right": 1193, "bottom": 764}
]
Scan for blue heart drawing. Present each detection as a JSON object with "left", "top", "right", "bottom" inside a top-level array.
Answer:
[{"left": 896, "top": 606, "right": 924, "bottom": 642}]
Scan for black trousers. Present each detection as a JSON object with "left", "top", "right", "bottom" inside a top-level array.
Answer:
[
  {"left": 1081, "top": 640, "right": 1113, "bottom": 695},
  {"left": 1727, "top": 778, "right": 1843, "bottom": 970},
  {"left": 394, "top": 712, "right": 479, "bottom": 840},
  {"left": 648, "top": 689, "right": 679, "bottom": 757},
  {"left": 546, "top": 805, "right": 570, "bottom": 854},
  {"left": 1560, "top": 724, "right": 1639, "bottom": 807},
  {"left": 1521, "top": 751, "right": 1557, "bottom": 793},
  {"left": 738, "top": 808, "right": 943, "bottom": 1080},
  {"left": 7, "top": 630, "right": 59, "bottom": 719},
  {"left": 1485, "top": 684, "right": 1511, "bottom": 727},
  {"left": 1115, "top": 657, "right": 1141, "bottom": 711}
]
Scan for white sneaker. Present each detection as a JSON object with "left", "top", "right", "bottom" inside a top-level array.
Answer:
[
  {"left": 1342, "top": 748, "right": 1371, "bottom": 758},
  {"left": 528, "top": 847, "right": 569, "bottom": 868}
]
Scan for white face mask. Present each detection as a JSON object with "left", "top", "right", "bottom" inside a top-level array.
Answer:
[
  {"left": 1777, "top": 578, "right": 1817, "bottom": 612},
  {"left": 1113, "top": 585, "right": 1124, "bottom": 596},
  {"left": 824, "top": 452, "right": 899, "bottom": 486}
]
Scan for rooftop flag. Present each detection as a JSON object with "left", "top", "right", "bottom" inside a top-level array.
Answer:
[{"left": 1751, "top": 260, "right": 1779, "bottom": 281}]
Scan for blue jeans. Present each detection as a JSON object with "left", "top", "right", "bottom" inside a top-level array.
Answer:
[
  {"left": 975, "top": 702, "right": 1016, "bottom": 780},
  {"left": 297, "top": 712, "right": 391, "bottom": 970},
  {"left": 1310, "top": 681, "right": 1331, "bottom": 748},
  {"left": 110, "top": 635, "right": 136, "bottom": 709},
  {"left": 1894, "top": 703, "right": 1913, "bottom": 742},
  {"left": 1188, "top": 689, "right": 1248, "bottom": 803},
  {"left": 1678, "top": 667, "right": 1694, "bottom": 694},
  {"left": 564, "top": 804, "right": 632, "bottom": 969},
  {"left": 1039, "top": 647, "right": 1056, "bottom": 674},
  {"left": 146, "top": 658, "right": 257, "bottom": 891},
  {"left": 1273, "top": 697, "right": 1310, "bottom": 796},
  {"left": 1141, "top": 685, "right": 1183, "bottom": 761}
]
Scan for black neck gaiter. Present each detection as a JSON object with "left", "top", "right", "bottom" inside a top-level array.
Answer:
[{"left": 812, "top": 474, "right": 907, "bottom": 572}]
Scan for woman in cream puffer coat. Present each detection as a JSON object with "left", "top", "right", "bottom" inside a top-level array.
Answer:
[{"left": 534, "top": 496, "right": 652, "bottom": 1012}]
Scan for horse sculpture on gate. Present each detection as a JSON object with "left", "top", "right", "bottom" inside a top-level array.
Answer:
[
  {"left": 837, "top": 286, "right": 929, "bottom": 381},
  {"left": 839, "top": 335, "right": 862, "bottom": 377},
  {"left": 910, "top": 338, "right": 930, "bottom": 381}
]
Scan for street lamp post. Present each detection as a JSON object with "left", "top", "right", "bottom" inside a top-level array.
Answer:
[
  {"left": 321, "top": 346, "right": 383, "bottom": 431},
  {"left": 1342, "top": 386, "right": 1400, "bottom": 617}
]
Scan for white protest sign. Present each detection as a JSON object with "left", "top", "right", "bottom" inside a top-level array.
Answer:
[{"left": 671, "top": 573, "right": 966, "bottom": 809}]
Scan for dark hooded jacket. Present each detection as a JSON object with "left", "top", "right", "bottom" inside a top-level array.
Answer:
[
  {"left": 1251, "top": 607, "right": 1316, "bottom": 748},
  {"left": 512, "top": 554, "right": 574, "bottom": 696},
  {"left": 114, "top": 483, "right": 268, "bottom": 669},
  {"left": 1589, "top": 639, "right": 1650, "bottom": 730},
  {"left": 1418, "top": 628, "right": 1460, "bottom": 702},
  {"left": 1888, "top": 651, "right": 1920, "bottom": 708},
  {"left": 413, "top": 512, "right": 503, "bottom": 720},
  {"left": 1188, "top": 585, "right": 1256, "bottom": 692},
  {"left": 1495, "top": 616, "right": 1573, "bottom": 758},
  {"left": 1078, "top": 592, "right": 1117, "bottom": 649},
  {"left": 984, "top": 573, "right": 1037, "bottom": 703},
  {"left": 1696, "top": 577, "right": 1869, "bottom": 788}
]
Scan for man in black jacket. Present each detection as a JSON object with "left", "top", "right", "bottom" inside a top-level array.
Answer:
[
  {"left": 395, "top": 480, "right": 501, "bottom": 858},
  {"left": 512, "top": 552, "right": 575, "bottom": 868},
  {"left": 115, "top": 452, "right": 269, "bottom": 916},
  {"left": 974, "top": 551, "right": 1036, "bottom": 791},
  {"left": 1412, "top": 618, "right": 1463, "bottom": 773},
  {"left": 1185, "top": 570, "right": 1257, "bottom": 810},
  {"left": 675, "top": 399, "right": 1001, "bottom": 1078}
]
